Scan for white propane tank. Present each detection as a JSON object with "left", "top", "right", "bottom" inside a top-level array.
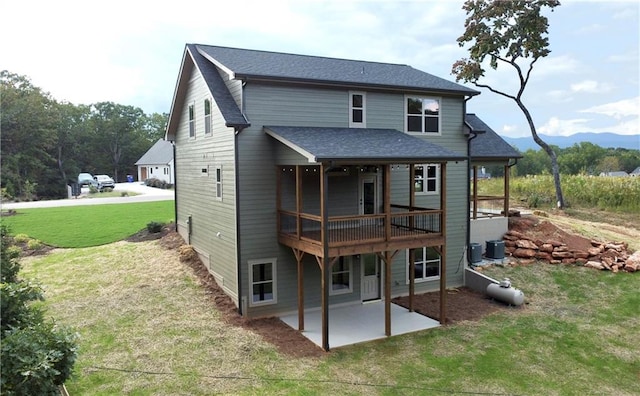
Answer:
[{"left": 486, "top": 278, "right": 525, "bottom": 306}]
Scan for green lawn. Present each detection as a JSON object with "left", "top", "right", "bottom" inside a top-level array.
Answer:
[
  {"left": 1, "top": 201, "right": 174, "bottom": 248},
  {"left": 20, "top": 240, "right": 640, "bottom": 395}
]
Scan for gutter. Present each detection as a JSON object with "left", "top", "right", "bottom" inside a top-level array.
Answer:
[{"left": 464, "top": 99, "right": 479, "bottom": 269}]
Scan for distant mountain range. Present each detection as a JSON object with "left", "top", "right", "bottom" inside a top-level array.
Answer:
[{"left": 502, "top": 132, "right": 639, "bottom": 152}]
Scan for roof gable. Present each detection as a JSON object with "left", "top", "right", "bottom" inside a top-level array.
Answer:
[
  {"left": 195, "top": 44, "right": 479, "bottom": 96},
  {"left": 135, "top": 139, "right": 174, "bottom": 165}
]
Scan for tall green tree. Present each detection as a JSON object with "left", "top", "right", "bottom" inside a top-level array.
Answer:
[
  {"left": 452, "top": 0, "right": 565, "bottom": 208},
  {"left": 559, "top": 142, "right": 606, "bottom": 175},
  {"left": 89, "top": 102, "right": 145, "bottom": 182},
  {"left": 0, "top": 71, "right": 59, "bottom": 199}
]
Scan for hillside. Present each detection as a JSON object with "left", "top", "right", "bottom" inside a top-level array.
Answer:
[{"left": 503, "top": 132, "right": 639, "bottom": 151}]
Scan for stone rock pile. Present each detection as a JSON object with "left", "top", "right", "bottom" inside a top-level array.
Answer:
[{"left": 502, "top": 229, "right": 639, "bottom": 273}]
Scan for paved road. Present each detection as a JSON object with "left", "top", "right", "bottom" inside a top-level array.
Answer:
[{"left": 1, "top": 183, "right": 174, "bottom": 210}]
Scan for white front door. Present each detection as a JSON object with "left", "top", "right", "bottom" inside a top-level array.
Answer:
[
  {"left": 359, "top": 174, "right": 380, "bottom": 301},
  {"left": 361, "top": 253, "right": 380, "bottom": 301}
]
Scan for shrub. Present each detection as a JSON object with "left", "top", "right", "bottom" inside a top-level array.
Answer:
[
  {"left": 88, "top": 185, "right": 99, "bottom": 194},
  {"left": 13, "top": 234, "right": 30, "bottom": 244},
  {"left": 101, "top": 187, "right": 113, "bottom": 193},
  {"left": 146, "top": 221, "right": 164, "bottom": 233},
  {"left": 121, "top": 191, "right": 129, "bottom": 197},
  {"left": 0, "top": 226, "right": 78, "bottom": 394},
  {"left": 144, "top": 178, "right": 167, "bottom": 189},
  {"left": 26, "top": 239, "right": 43, "bottom": 251}
]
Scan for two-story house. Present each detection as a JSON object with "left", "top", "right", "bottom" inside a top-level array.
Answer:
[{"left": 165, "top": 44, "right": 517, "bottom": 351}]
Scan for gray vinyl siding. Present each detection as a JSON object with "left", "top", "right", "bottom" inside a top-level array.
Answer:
[
  {"left": 174, "top": 66, "right": 239, "bottom": 301},
  {"left": 235, "top": 82, "right": 469, "bottom": 317}
]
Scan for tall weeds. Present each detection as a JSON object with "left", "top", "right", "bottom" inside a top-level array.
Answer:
[{"left": 478, "top": 175, "right": 640, "bottom": 213}]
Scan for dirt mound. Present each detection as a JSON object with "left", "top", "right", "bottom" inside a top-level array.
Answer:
[{"left": 509, "top": 216, "right": 594, "bottom": 252}]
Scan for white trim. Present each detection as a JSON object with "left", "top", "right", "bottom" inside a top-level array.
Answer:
[
  {"left": 349, "top": 91, "right": 366, "bottom": 128},
  {"left": 404, "top": 95, "right": 442, "bottom": 135},
  {"left": 214, "top": 165, "right": 223, "bottom": 201},
  {"left": 414, "top": 164, "right": 440, "bottom": 196},
  {"left": 330, "top": 256, "right": 353, "bottom": 295},
  {"left": 188, "top": 101, "right": 196, "bottom": 139},
  {"left": 248, "top": 258, "right": 277, "bottom": 307},
  {"left": 204, "top": 98, "right": 212, "bottom": 136},
  {"left": 406, "top": 247, "right": 441, "bottom": 284}
]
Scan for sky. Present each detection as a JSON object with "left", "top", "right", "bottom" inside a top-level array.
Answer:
[{"left": 2, "top": 0, "right": 638, "bottom": 139}]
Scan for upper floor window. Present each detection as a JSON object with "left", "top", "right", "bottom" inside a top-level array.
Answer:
[
  {"left": 188, "top": 103, "right": 195, "bottom": 138},
  {"left": 407, "top": 247, "right": 440, "bottom": 283},
  {"left": 349, "top": 92, "right": 366, "bottom": 128},
  {"left": 406, "top": 96, "right": 440, "bottom": 134},
  {"left": 204, "top": 99, "right": 212, "bottom": 136},
  {"left": 414, "top": 164, "right": 439, "bottom": 195},
  {"left": 249, "top": 258, "right": 277, "bottom": 306}
]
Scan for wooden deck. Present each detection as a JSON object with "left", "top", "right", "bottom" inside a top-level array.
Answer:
[{"left": 278, "top": 209, "right": 444, "bottom": 257}]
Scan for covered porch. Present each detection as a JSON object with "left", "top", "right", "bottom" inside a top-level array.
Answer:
[
  {"left": 266, "top": 126, "right": 465, "bottom": 351},
  {"left": 280, "top": 301, "right": 440, "bottom": 349}
]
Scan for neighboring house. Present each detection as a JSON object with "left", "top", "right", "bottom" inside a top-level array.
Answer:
[
  {"left": 599, "top": 171, "right": 629, "bottom": 177},
  {"left": 165, "top": 44, "right": 516, "bottom": 351},
  {"left": 631, "top": 167, "right": 640, "bottom": 177},
  {"left": 134, "top": 139, "right": 174, "bottom": 183}
]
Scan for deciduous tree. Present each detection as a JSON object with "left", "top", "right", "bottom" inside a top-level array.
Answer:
[{"left": 452, "top": 0, "right": 565, "bottom": 208}]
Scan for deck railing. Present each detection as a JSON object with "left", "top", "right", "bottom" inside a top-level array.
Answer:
[
  {"left": 278, "top": 208, "right": 442, "bottom": 247},
  {"left": 470, "top": 195, "right": 507, "bottom": 219}
]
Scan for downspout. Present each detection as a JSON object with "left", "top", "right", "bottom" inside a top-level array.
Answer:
[
  {"left": 234, "top": 124, "right": 249, "bottom": 316},
  {"left": 464, "top": 98, "right": 478, "bottom": 268},
  {"left": 172, "top": 141, "right": 178, "bottom": 232}
]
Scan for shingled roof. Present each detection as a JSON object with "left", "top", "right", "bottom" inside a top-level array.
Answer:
[
  {"left": 467, "top": 114, "right": 522, "bottom": 160},
  {"left": 135, "top": 139, "right": 173, "bottom": 165},
  {"left": 265, "top": 126, "right": 466, "bottom": 163},
  {"left": 194, "top": 44, "right": 479, "bottom": 96}
]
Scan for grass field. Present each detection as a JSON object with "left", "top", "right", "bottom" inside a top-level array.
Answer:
[
  {"left": 1, "top": 201, "right": 174, "bottom": 248},
  {"left": 21, "top": 239, "right": 640, "bottom": 395}
]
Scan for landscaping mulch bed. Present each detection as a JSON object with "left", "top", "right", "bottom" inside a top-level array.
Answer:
[{"left": 154, "top": 228, "right": 507, "bottom": 357}]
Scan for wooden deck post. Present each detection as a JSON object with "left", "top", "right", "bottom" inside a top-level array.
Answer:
[
  {"left": 320, "top": 162, "right": 330, "bottom": 351},
  {"left": 504, "top": 164, "right": 510, "bottom": 217},
  {"left": 439, "top": 163, "right": 447, "bottom": 325},
  {"left": 385, "top": 250, "right": 392, "bottom": 336},
  {"left": 472, "top": 165, "right": 478, "bottom": 220},
  {"left": 409, "top": 164, "right": 416, "bottom": 311},
  {"left": 409, "top": 249, "right": 415, "bottom": 312}
]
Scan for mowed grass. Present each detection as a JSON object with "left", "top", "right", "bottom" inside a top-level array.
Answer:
[
  {"left": 1, "top": 201, "right": 174, "bottom": 248},
  {"left": 21, "top": 240, "right": 640, "bottom": 395}
]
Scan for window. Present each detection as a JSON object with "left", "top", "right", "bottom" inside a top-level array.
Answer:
[
  {"left": 249, "top": 258, "right": 277, "bottom": 306},
  {"left": 406, "top": 96, "right": 440, "bottom": 134},
  {"left": 349, "top": 91, "right": 366, "bottom": 127},
  {"left": 204, "top": 98, "right": 212, "bottom": 135},
  {"left": 215, "top": 165, "right": 222, "bottom": 200},
  {"left": 407, "top": 247, "right": 440, "bottom": 283},
  {"left": 414, "top": 164, "right": 439, "bottom": 195},
  {"left": 188, "top": 103, "right": 195, "bottom": 138},
  {"left": 330, "top": 256, "right": 352, "bottom": 295}
]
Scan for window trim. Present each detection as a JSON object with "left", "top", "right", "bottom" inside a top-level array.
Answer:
[
  {"left": 349, "top": 91, "right": 366, "bottom": 128},
  {"left": 214, "top": 165, "right": 222, "bottom": 201},
  {"left": 188, "top": 102, "right": 195, "bottom": 139},
  {"left": 248, "top": 258, "right": 277, "bottom": 307},
  {"left": 406, "top": 247, "right": 441, "bottom": 284},
  {"left": 414, "top": 164, "right": 440, "bottom": 195},
  {"left": 204, "top": 98, "right": 212, "bottom": 136},
  {"left": 330, "top": 256, "right": 353, "bottom": 295},
  {"left": 405, "top": 95, "right": 441, "bottom": 135}
]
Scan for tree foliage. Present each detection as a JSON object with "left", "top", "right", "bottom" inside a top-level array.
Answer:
[
  {"left": 0, "top": 225, "right": 79, "bottom": 395},
  {"left": 1, "top": 71, "right": 167, "bottom": 201},
  {"left": 452, "top": 0, "right": 565, "bottom": 208}
]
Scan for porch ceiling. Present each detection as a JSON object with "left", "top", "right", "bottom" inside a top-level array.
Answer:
[{"left": 264, "top": 126, "right": 466, "bottom": 164}]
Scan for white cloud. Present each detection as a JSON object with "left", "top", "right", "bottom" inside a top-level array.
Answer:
[
  {"left": 570, "top": 80, "right": 613, "bottom": 93},
  {"left": 535, "top": 55, "right": 581, "bottom": 77},
  {"left": 580, "top": 97, "right": 640, "bottom": 119},
  {"left": 539, "top": 117, "right": 593, "bottom": 136}
]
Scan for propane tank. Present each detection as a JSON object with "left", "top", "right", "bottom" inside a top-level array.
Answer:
[{"left": 486, "top": 278, "right": 524, "bottom": 306}]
